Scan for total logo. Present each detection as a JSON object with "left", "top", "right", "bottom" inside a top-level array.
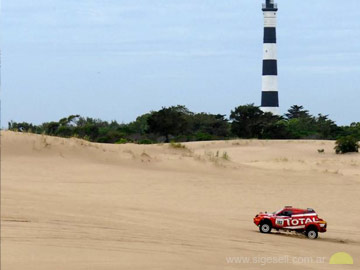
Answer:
[{"left": 277, "top": 217, "right": 317, "bottom": 227}]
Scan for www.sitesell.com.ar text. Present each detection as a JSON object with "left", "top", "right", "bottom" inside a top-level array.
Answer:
[{"left": 226, "top": 255, "right": 326, "bottom": 265}]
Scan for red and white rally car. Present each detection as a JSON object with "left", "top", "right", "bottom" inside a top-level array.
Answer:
[{"left": 253, "top": 206, "right": 327, "bottom": 239}]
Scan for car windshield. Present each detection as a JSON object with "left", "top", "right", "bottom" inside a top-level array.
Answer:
[{"left": 273, "top": 209, "right": 282, "bottom": 215}]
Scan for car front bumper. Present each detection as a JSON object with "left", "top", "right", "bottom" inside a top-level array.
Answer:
[{"left": 319, "top": 222, "right": 327, "bottom": 232}]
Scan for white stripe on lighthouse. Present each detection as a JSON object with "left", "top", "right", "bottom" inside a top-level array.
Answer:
[
  {"left": 262, "top": 76, "right": 278, "bottom": 91},
  {"left": 263, "top": 11, "right": 277, "bottom": 27},
  {"left": 263, "top": 43, "right": 277, "bottom": 60},
  {"left": 261, "top": 107, "right": 280, "bottom": 115}
]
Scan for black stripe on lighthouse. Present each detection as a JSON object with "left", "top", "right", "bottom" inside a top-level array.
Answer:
[
  {"left": 264, "top": 27, "right": 276, "bottom": 43},
  {"left": 262, "top": 59, "right": 277, "bottom": 75},
  {"left": 261, "top": 91, "right": 279, "bottom": 107}
]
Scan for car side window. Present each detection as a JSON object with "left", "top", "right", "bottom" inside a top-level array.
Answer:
[{"left": 278, "top": 211, "right": 292, "bottom": 217}]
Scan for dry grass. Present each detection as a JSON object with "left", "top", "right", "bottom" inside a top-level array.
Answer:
[{"left": 169, "top": 141, "right": 187, "bottom": 149}]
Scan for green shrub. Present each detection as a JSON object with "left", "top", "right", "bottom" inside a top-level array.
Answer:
[
  {"left": 222, "top": 152, "right": 230, "bottom": 161},
  {"left": 335, "top": 136, "right": 359, "bottom": 154},
  {"left": 195, "top": 132, "right": 213, "bottom": 141},
  {"left": 138, "top": 139, "right": 153, "bottom": 145},
  {"left": 115, "top": 138, "right": 128, "bottom": 144},
  {"left": 170, "top": 141, "right": 186, "bottom": 149}
]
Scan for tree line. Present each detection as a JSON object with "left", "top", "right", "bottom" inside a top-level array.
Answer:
[{"left": 8, "top": 104, "right": 360, "bottom": 145}]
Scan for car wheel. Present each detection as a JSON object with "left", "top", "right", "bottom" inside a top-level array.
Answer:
[
  {"left": 259, "top": 222, "right": 272, "bottom": 233},
  {"left": 306, "top": 229, "right": 318, "bottom": 239}
]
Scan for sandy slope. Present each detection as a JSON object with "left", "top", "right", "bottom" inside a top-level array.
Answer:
[{"left": 1, "top": 131, "right": 359, "bottom": 269}]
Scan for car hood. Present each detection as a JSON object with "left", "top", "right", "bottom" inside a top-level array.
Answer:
[{"left": 255, "top": 212, "right": 275, "bottom": 218}]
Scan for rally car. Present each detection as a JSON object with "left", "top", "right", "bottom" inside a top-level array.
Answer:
[{"left": 253, "top": 206, "right": 327, "bottom": 239}]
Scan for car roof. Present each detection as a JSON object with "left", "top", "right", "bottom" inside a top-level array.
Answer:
[{"left": 282, "top": 207, "right": 316, "bottom": 214}]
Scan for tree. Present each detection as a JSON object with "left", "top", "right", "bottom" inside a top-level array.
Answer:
[
  {"left": 230, "top": 104, "right": 265, "bottom": 138},
  {"left": 188, "top": 113, "right": 230, "bottom": 138},
  {"left": 230, "top": 104, "right": 289, "bottom": 139},
  {"left": 314, "top": 114, "right": 340, "bottom": 139},
  {"left": 59, "top": 115, "right": 80, "bottom": 126},
  {"left": 282, "top": 105, "right": 319, "bottom": 138},
  {"left": 285, "top": 105, "right": 310, "bottom": 119},
  {"left": 340, "top": 122, "right": 360, "bottom": 141},
  {"left": 260, "top": 114, "right": 289, "bottom": 139},
  {"left": 147, "top": 106, "right": 189, "bottom": 142},
  {"left": 43, "top": 121, "right": 60, "bottom": 135},
  {"left": 8, "top": 121, "right": 35, "bottom": 132},
  {"left": 127, "top": 114, "right": 151, "bottom": 135}
]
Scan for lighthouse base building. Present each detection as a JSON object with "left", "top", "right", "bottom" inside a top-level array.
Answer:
[{"left": 261, "top": 0, "right": 280, "bottom": 115}]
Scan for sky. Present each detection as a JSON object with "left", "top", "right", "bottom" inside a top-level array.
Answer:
[{"left": 1, "top": 0, "right": 360, "bottom": 126}]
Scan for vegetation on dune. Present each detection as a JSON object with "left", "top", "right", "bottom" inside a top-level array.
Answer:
[
  {"left": 169, "top": 141, "right": 187, "bottom": 149},
  {"left": 147, "top": 106, "right": 189, "bottom": 143},
  {"left": 7, "top": 104, "right": 360, "bottom": 153},
  {"left": 335, "top": 136, "right": 359, "bottom": 154}
]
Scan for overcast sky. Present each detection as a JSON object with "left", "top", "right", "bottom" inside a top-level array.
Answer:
[{"left": 2, "top": 0, "right": 359, "bottom": 126}]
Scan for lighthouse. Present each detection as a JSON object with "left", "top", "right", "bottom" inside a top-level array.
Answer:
[{"left": 261, "top": 0, "right": 279, "bottom": 115}]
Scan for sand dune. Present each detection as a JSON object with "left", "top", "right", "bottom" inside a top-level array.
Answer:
[{"left": 1, "top": 131, "right": 359, "bottom": 269}]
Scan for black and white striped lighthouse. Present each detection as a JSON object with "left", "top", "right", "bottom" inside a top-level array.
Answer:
[{"left": 261, "top": 0, "right": 279, "bottom": 115}]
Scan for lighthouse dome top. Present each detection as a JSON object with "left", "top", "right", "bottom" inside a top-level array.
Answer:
[{"left": 262, "top": 0, "right": 278, "bottom": 11}]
